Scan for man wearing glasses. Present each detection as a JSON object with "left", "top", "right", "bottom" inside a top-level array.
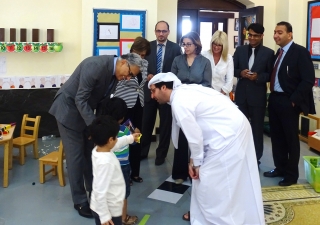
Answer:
[
  {"left": 49, "top": 53, "right": 146, "bottom": 218},
  {"left": 233, "top": 23, "right": 274, "bottom": 166},
  {"left": 141, "top": 21, "right": 182, "bottom": 165}
]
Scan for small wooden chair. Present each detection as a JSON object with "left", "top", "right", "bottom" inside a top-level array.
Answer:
[
  {"left": 12, "top": 114, "right": 41, "bottom": 165},
  {"left": 39, "top": 140, "right": 66, "bottom": 186}
]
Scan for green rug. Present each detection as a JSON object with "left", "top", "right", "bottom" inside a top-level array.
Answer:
[{"left": 263, "top": 184, "right": 320, "bottom": 224}]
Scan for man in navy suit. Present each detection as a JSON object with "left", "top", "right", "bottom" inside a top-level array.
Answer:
[
  {"left": 233, "top": 23, "right": 274, "bottom": 165},
  {"left": 264, "top": 21, "right": 315, "bottom": 186},
  {"left": 141, "top": 21, "right": 181, "bottom": 165}
]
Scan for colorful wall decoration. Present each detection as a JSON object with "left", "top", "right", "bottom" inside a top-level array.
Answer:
[
  {"left": 307, "top": 1, "right": 320, "bottom": 61},
  {"left": 0, "top": 75, "right": 70, "bottom": 89},
  {"left": 0, "top": 42, "right": 63, "bottom": 53},
  {"left": 93, "top": 9, "right": 146, "bottom": 56}
]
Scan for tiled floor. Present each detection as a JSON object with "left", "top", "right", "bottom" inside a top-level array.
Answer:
[{"left": 0, "top": 134, "right": 319, "bottom": 225}]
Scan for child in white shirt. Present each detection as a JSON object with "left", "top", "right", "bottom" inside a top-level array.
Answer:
[{"left": 89, "top": 115, "right": 140, "bottom": 225}]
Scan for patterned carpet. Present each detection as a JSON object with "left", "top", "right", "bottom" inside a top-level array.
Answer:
[{"left": 263, "top": 184, "right": 320, "bottom": 224}]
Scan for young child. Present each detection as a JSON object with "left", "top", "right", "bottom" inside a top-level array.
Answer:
[
  {"left": 89, "top": 115, "right": 140, "bottom": 225},
  {"left": 104, "top": 97, "right": 140, "bottom": 225}
]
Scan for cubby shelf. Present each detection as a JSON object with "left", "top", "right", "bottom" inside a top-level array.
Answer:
[{"left": 0, "top": 42, "right": 63, "bottom": 53}]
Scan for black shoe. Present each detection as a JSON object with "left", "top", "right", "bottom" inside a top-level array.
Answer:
[
  {"left": 263, "top": 169, "right": 284, "bottom": 178},
  {"left": 74, "top": 203, "right": 93, "bottom": 218},
  {"left": 278, "top": 178, "right": 297, "bottom": 186},
  {"left": 155, "top": 158, "right": 165, "bottom": 165},
  {"left": 140, "top": 155, "right": 148, "bottom": 161}
]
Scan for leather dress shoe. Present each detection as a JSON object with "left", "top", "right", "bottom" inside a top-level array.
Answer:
[
  {"left": 278, "top": 178, "right": 297, "bottom": 186},
  {"left": 263, "top": 169, "right": 284, "bottom": 178},
  {"left": 155, "top": 158, "right": 165, "bottom": 166},
  {"left": 74, "top": 203, "right": 93, "bottom": 218}
]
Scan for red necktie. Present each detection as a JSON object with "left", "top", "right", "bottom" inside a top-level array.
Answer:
[{"left": 270, "top": 49, "right": 284, "bottom": 92}]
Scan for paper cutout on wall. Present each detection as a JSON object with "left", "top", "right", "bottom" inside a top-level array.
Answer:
[
  {"left": 121, "top": 15, "right": 141, "bottom": 30},
  {"left": 0, "top": 75, "right": 71, "bottom": 89},
  {"left": 120, "top": 39, "right": 134, "bottom": 55}
]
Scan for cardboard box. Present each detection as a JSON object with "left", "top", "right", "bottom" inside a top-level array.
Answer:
[{"left": 303, "top": 156, "right": 320, "bottom": 192}]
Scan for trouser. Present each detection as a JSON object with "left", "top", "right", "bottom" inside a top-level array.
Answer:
[
  {"left": 268, "top": 92, "right": 300, "bottom": 181},
  {"left": 237, "top": 103, "right": 266, "bottom": 162},
  {"left": 126, "top": 99, "right": 143, "bottom": 177},
  {"left": 172, "top": 129, "right": 189, "bottom": 180},
  {"left": 141, "top": 99, "right": 172, "bottom": 159},
  {"left": 92, "top": 211, "right": 122, "bottom": 225},
  {"left": 57, "top": 122, "right": 93, "bottom": 205}
]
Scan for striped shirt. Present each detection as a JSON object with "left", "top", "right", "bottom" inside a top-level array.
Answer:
[
  {"left": 113, "top": 125, "right": 131, "bottom": 165},
  {"left": 113, "top": 74, "right": 146, "bottom": 108}
]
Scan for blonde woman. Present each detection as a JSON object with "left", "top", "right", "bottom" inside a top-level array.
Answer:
[{"left": 202, "top": 31, "right": 234, "bottom": 96}]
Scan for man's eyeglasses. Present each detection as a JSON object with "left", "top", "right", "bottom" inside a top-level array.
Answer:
[
  {"left": 155, "top": 30, "right": 168, "bottom": 34},
  {"left": 180, "top": 43, "right": 193, "bottom": 48},
  {"left": 127, "top": 63, "right": 134, "bottom": 78},
  {"left": 212, "top": 43, "right": 223, "bottom": 47},
  {"left": 248, "top": 33, "right": 262, "bottom": 38}
]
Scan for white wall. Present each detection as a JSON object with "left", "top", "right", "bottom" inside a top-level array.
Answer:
[{"left": 0, "top": 0, "right": 82, "bottom": 76}]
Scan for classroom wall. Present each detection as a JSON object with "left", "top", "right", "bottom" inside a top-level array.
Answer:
[
  {"left": 0, "top": 0, "right": 82, "bottom": 76},
  {"left": 1, "top": 0, "right": 319, "bottom": 116}
]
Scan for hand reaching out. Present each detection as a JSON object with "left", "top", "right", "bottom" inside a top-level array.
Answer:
[{"left": 132, "top": 133, "right": 142, "bottom": 143}]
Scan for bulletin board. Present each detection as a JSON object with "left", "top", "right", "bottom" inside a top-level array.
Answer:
[
  {"left": 307, "top": 1, "right": 320, "bottom": 61},
  {"left": 93, "top": 9, "right": 146, "bottom": 56}
]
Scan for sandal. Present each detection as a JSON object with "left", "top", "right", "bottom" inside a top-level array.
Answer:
[
  {"left": 131, "top": 176, "right": 143, "bottom": 183},
  {"left": 182, "top": 211, "right": 190, "bottom": 221},
  {"left": 122, "top": 215, "right": 138, "bottom": 225}
]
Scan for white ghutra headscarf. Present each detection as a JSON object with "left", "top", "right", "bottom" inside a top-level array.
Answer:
[{"left": 148, "top": 72, "right": 182, "bottom": 89}]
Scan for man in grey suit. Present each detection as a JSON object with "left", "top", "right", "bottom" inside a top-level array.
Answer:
[
  {"left": 233, "top": 23, "right": 274, "bottom": 165},
  {"left": 49, "top": 53, "right": 144, "bottom": 218},
  {"left": 141, "top": 21, "right": 182, "bottom": 165}
]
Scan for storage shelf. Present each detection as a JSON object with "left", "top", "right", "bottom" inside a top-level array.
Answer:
[{"left": 0, "top": 42, "right": 63, "bottom": 53}]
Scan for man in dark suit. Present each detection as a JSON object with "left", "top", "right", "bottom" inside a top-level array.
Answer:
[
  {"left": 264, "top": 21, "right": 315, "bottom": 186},
  {"left": 141, "top": 21, "right": 181, "bottom": 165},
  {"left": 233, "top": 23, "right": 274, "bottom": 165},
  {"left": 49, "top": 53, "right": 144, "bottom": 218}
]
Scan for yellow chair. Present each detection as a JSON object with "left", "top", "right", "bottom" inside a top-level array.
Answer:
[
  {"left": 12, "top": 114, "right": 41, "bottom": 165},
  {"left": 39, "top": 140, "right": 66, "bottom": 187}
]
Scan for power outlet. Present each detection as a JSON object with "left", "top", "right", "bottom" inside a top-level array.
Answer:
[{"left": 314, "top": 63, "right": 320, "bottom": 70}]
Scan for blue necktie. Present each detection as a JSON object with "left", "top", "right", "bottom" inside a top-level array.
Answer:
[{"left": 157, "top": 44, "right": 164, "bottom": 74}]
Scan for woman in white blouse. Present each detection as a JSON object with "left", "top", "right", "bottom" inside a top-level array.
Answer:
[{"left": 202, "top": 31, "right": 234, "bottom": 96}]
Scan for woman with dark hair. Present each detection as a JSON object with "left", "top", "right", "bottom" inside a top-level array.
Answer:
[
  {"left": 170, "top": 31, "right": 212, "bottom": 184},
  {"left": 113, "top": 36, "right": 150, "bottom": 186}
]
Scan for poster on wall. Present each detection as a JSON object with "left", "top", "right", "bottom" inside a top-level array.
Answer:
[
  {"left": 121, "top": 15, "right": 142, "bottom": 30},
  {"left": 96, "top": 47, "right": 120, "bottom": 56},
  {"left": 93, "top": 9, "right": 146, "bottom": 56},
  {"left": 120, "top": 39, "right": 134, "bottom": 55},
  {"left": 307, "top": 1, "right": 320, "bottom": 61},
  {"left": 98, "top": 23, "right": 120, "bottom": 42},
  {"left": 241, "top": 15, "right": 256, "bottom": 45}
]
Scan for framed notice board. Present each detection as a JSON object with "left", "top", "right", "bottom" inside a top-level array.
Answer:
[
  {"left": 307, "top": 1, "right": 320, "bottom": 61},
  {"left": 93, "top": 9, "right": 146, "bottom": 56}
]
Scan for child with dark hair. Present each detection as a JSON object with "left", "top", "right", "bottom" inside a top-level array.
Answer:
[
  {"left": 89, "top": 115, "right": 140, "bottom": 225},
  {"left": 103, "top": 97, "right": 140, "bottom": 225}
]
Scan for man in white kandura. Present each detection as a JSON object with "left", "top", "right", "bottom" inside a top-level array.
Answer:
[{"left": 148, "top": 72, "right": 265, "bottom": 225}]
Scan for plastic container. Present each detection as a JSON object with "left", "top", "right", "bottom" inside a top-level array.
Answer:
[{"left": 303, "top": 156, "right": 320, "bottom": 192}]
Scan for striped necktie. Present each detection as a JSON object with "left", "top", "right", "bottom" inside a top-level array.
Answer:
[
  {"left": 270, "top": 48, "right": 284, "bottom": 92},
  {"left": 157, "top": 44, "right": 164, "bottom": 74}
]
